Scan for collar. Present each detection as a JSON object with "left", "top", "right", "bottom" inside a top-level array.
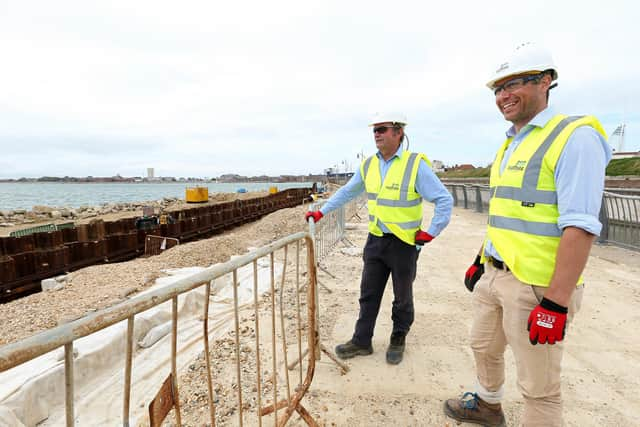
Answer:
[
  {"left": 376, "top": 145, "right": 403, "bottom": 162},
  {"left": 505, "top": 105, "right": 556, "bottom": 138}
]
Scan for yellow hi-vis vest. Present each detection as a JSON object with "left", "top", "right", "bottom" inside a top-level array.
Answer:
[
  {"left": 361, "top": 151, "right": 431, "bottom": 245},
  {"left": 484, "top": 114, "right": 607, "bottom": 287}
]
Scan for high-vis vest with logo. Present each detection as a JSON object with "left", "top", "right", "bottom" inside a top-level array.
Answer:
[
  {"left": 484, "top": 114, "right": 607, "bottom": 287},
  {"left": 361, "top": 151, "right": 431, "bottom": 245}
]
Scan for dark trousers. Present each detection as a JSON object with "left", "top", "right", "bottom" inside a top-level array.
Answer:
[{"left": 352, "top": 233, "right": 419, "bottom": 347}]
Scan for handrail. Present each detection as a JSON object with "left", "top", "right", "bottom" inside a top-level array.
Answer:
[{"left": 0, "top": 231, "right": 320, "bottom": 426}]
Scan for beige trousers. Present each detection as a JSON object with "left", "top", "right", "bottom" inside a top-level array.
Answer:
[{"left": 471, "top": 263, "right": 583, "bottom": 427}]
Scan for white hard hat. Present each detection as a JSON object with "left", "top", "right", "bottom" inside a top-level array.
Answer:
[
  {"left": 486, "top": 42, "right": 558, "bottom": 89},
  {"left": 369, "top": 112, "right": 407, "bottom": 127}
]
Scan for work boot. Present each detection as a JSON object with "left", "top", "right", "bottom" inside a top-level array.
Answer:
[
  {"left": 386, "top": 332, "right": 405, "bottom": 365},
  {"left": 335, "top": 340, "right": 373, "bottom": 359},
  {"left": 443, "top": 392, "right": 506, "bottom": 427}
]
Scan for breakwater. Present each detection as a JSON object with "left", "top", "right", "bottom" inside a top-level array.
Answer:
[
  {"left": 0, "top": 187, "right": 312, "bottom": 303},
  {"left": 0, "top": 181, "right": 313, "bottom": 211}
]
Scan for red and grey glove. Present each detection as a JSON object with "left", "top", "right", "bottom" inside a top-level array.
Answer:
[
  {"left": 304, "top": 210, "right": 323, "bottom": 223},
  {"left": 464, "top": 255, "right": 484, "bottom": 292},
  {"left": 527, "top": 297, "right": 568, "bottom": 345},
  {"left": 415, "top": 230, "right": 434, "bottom": 247}
]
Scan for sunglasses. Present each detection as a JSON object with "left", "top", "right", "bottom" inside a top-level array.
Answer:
[
  {"left": 373, "top": 126, "right": 397, "bottom": 134},
  {"left": 492, "top": 74, "right": 543, "bottom": 96}
]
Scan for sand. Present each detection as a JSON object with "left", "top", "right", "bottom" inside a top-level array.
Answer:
[{"left": 1, "top": 201, "right": 638, "bottom": 426}]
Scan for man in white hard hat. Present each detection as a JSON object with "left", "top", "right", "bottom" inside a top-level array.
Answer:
[
  {"left": 443, "top": 43, "right": 611, "bottom": 426},
  {"left": 305, "top": 113, "right": 452, "bottom": 365}
]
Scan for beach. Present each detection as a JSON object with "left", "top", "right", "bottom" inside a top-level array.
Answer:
[{"left": 0, "top": 199, "right": 638, "bottom": 426}]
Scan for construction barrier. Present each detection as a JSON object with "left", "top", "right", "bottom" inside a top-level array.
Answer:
[
  {"left": 306, "top": 193, "right": 367, "bottom": 264},
  {"left": 599, "top": 191, "right": 640, "bottom": 250},
  {"left": 444, "top": 184, "right": 640, "bottom": 251},
  {"left": 0, "top": 232, "right": 319, "bottom": 426}
]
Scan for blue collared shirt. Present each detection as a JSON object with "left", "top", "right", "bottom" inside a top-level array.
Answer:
[
  {"left": 320, "top": 147, "right": 453, "bottom": 237},
  {"left": 485, "top": 106, "right": 612, "bottom": 260}
]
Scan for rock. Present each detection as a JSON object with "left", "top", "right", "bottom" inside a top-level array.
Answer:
[
  {"left": 0, "top": 222, "right": 15, "bottom": 227},
  {"left": 42, "top": 278, "right": 58, "bottom": 291},
  {"left": 13, "top": 209, "right": 27, "bottom": 215},
  {"left": 50, "top": 210, "right": 62, "bottom": 219},
  {"left": 32, "top": 205, "right": 53, "bottom": 214}
]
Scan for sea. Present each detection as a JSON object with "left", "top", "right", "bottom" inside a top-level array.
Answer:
[{"left": 0, "top": 182, "right": 313, "bottom": 211}]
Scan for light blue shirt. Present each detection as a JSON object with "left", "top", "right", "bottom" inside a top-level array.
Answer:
[
  {"left": 320, "top": 146, "right": 453, "bottom": 237},
  {"left": 485, "top": 106, "right": 612, "bottom": 261}
]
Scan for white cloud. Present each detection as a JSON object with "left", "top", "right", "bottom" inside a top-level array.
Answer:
[{"left": 0, "top": 0, "right": 638, "bottom": 178}]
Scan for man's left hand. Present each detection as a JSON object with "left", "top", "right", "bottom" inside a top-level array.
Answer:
[
  {"left": 527, "top": 297, "right": 568, "bottom": 345},
  {"left": 415, "top": 230, "right": 434, "bottom": 247}
]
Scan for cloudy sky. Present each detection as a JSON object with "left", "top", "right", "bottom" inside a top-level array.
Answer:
[{"left": 0, "top": 0, "right": 638, "bottom": 179}]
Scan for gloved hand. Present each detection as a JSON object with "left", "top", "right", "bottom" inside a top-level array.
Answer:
[
  {"left": 464, "top": 255, "right": 484, "bottom": 292},
  {"left": 304, "top": 211, "right": 323, "bottom": 223},
  {"left": 414, "top": 230, "right": 434, "bottom": 246},
  {"left": 527, "top": 297, "right": 568, "bottom": 345}
]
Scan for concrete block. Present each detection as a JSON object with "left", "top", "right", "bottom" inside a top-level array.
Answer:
[{"left": 41, "top": 278, "right": 58, "bottom": 291}]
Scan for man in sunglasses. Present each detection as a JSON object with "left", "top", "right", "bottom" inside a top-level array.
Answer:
[
  {"left": 444, "top": 43, "right": 611, "bottom": 427},
  {"left": 305, "top": 112, "right": 452, "bottom": 365}
]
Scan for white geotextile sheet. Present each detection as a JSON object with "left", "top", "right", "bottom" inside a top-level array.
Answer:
[{"left": 0, "top": 256, "right": 282, "bottom": 426}]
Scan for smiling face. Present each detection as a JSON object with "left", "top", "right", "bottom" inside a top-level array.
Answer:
[{"left": 494, "top": 73, "right": 552, "bottom": 132}]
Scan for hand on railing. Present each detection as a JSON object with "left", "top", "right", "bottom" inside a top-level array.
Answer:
[{"left": 305, "top": 211, "right": 323, "bottom": 223}]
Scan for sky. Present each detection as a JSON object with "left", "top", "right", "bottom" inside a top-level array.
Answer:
[{"left": 0, "top": 0, "right": 638, "bottom": 179}]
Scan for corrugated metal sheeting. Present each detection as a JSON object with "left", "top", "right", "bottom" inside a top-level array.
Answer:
[{"left": 0, "top": 187, "right": 312, "bottom": 303}]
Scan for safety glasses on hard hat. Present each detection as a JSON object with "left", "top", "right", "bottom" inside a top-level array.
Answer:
[
  {"left": 373, "top": 125, "right": 398, "bottom": 134},
  {"left": 492, "top": 73, "right": 544, "bottom": 96}
]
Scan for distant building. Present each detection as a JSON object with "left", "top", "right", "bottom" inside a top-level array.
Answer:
[
  {"left": 445, "top": 163, "right": 476, "bottom": 171},
  {"left": 147, "top": 168, "right": 155, "bottom": 179}
]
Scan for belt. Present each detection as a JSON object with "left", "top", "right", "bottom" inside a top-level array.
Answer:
[{"left": 489, "top": 257, "right": 510, "bottom": 272}]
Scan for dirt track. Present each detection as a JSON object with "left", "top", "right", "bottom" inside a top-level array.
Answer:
[{"left": 1, "top": 201, "right": 638, "bottom": 426}]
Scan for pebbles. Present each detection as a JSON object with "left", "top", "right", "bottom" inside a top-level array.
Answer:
[{"left": 0, "top": 200, "right": 308, "bottom": 346}]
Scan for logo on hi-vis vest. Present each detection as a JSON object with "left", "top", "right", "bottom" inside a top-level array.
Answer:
[
  {"left": 507, "top": 160, "right": 527, "bottom": 171},
  {"left": 385, "top": 183, "right": 400, "bottom": 191}
]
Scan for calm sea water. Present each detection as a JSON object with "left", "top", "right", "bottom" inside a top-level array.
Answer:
[{"left": 0, "top": 182, "right": 312, "bottom": 211}]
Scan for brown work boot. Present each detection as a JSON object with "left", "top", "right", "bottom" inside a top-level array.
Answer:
[
  {"left": 443, "top": 392, "right": 506, "bottom": 427},
  {"left": 335, "top": 340, "right": 373, "bottom": 359}
]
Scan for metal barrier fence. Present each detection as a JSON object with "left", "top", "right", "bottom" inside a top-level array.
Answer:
[
  {"left": 0, "top": 232, "right": 319, "bottom": 426},
  {"left": 599, "top": 191, "right": 640, "bottom": 250},
  {"left": 444, "top": 184, "right": 640, "bottom": 251},
  {"left": 307, "top": 193, "right": 368, "bottom": 263}
]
